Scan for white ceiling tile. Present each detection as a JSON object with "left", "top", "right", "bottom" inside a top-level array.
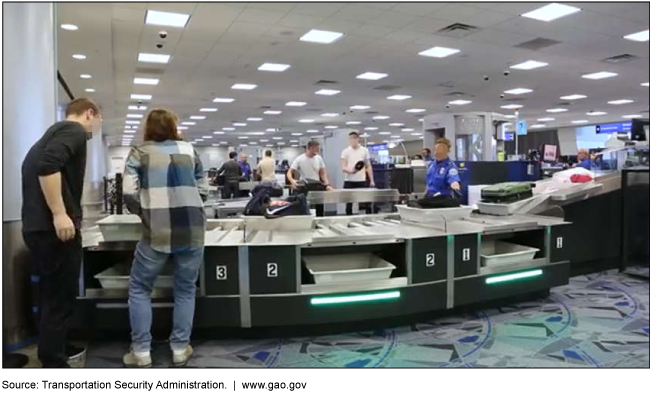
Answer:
[
  {"left": 291, "top": 3, "right": 345, "bottom": 17},
  {"left": 246, "top": 3, "right": 297, "bottom": 13},
  {"left": 330, "top": 4, "right": 386, "bottom": 23},
  {"left": 465, "top": 28, "right": 537, "bottom": 47},
  {"left": 112, "top": 6, "right": 146, "bottom": 23},
  {"left": 390, "top": 3, "right": 447, "bottom": 16},
  {"left": 365, "top": 3, "right": 398, "bottom": 10},
  {"left": 406, "top": 17, "right": 455, "bottom": 34},
  {"left": 145, "top": 2, "right": 197, "bottom": 15},
  {"left": 278, "top": 12, "right": 326, "bottom": 29},
  {"left": 429, "top": 4, "right": 483, "bottom": 22},
  {"left": 236, "top": 8, "right": 287, "bottom": 25},
  {"left": 383, "top": 29, "right": 432, "bottom": 44},
  {"left": 315, "top": 18, "right": 364, "bottom": 35},
  {"left": 350, "top": 24, "right": 395, "bottom": 39},
  {"left": 367, "top": 11, "right": 421, "bottom": 29},
  {"left": 462, "top": 10, "right": 515, "bottom": 28}
]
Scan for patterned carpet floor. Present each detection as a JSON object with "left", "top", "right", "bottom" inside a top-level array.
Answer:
[{"left": 85, "top": 270, "right": 649, "bottom": 368}]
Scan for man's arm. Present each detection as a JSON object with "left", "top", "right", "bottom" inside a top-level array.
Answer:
[
  {"left": 341, "top": 158, "right": 355, "bottom": 175},
  {"left": 319, "top": 167, "right": 333, "bottom": 190},
  {"left": 122, "top": 148, "right": 142, "bottom": 215},
  {"left": 194, "top": 150, "right": 209, "bottom": 202},
  {"left": 39, "top": 174, "right": 75, "bottom": 241},
  {"left": 366, "top": 159, "right": 375, "bottom": 186}
]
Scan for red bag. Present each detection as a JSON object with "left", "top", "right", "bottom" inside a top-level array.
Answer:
[{"left": 570, "top": 174, "right": 592, "bottom": 183}]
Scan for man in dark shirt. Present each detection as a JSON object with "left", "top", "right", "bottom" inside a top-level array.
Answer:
[
  {"left": 21, "top": 97, "right": 101, "bottom": 368},
  {"left": 218, "top": 151, "right": 242, "bottom": 199}
]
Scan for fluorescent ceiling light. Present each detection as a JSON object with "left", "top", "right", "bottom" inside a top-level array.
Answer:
[
  {"left": 124, "top": 130, "right": 136, "bottom": 134},
  {"left": 258, "top": 63, "right": 291, "bottom": 72},
  {"left": 220, "top": 141, "right": 228, "bottom": 144},
  {"left": 189, "top": 116, "right": 206, "bottom": 120},
  {"left": 286, "top": 101, "right": 307, "bottom": 107},
  {"left": 125, "top": 120, "right": 140, "bottom": 125},
  {"left": 572, "top": 120, "right": 589, "bottom": 124},
  {"left": 501, "top": 104, "right": 523, "bottom": 109},
  {"left": 389, "top": 123, "right": 404, "bottom": 127},
  {"left": 249, "top": 142, "right": 259, "bottom": 145},
  {"left": 537, "top": 118, "right": 555, "bottom": 122},
  {"left": 266, "top": 128, "right": 276, "bottom": 132},
  {"left": 247, "top": 117, "right": 263, "bottom": 121},
  {"left": 131, "top": 94, "right": 152, "bottom": 100},
  {"left": 266, "top": 144, "right": 273, "bottom": 147},
  {"left": 213, "top": 131, "right": 224, "bottom": 135},
  {"left": 510, "top": 60, "right": 549, "bottom": 70},
  {"left": 521, "top": 3, "right": 581, "bottom": 22},
  {"left": 448, "top": 100, "right": 472, "bottom": 105},
  {"left": 406, "top": 108, "right": 426, "bottom": 113},
  {"left": 325, "top": 125, "right": 338, "bottom": 129},
  {"left": 504, "top": 88, "right": 533, "bottom": 95},
  {"left": 277, "top": 142, "right": 286, "bottom": 145},
  {"left": 177, "top": 126, "right": 188, "bottom": 130},
  {"left": 547, "top": 108, "right": 568, "bottom": 113},
  {"left": 315, "top": 89, "right": 340, "bottom": 96},
  {"left": 272, "top": 137, "right": 283, "bottom": 140},
  {"left": 622, "top": 115, "right": 643, "bottom": 119},
  {"left": 85, "top": 88, "right": 95, "bottom": 92},
  {"left": 60, "top": 24, "right": 78, "bottom": 31},
  {"left": 300, "top": 29, "right": 344, "bottom": 44},
  {"left": 195, "top": 139, "right": 204, "bottom": 142},
  {"left": 299, "top": 119, "right": 314, "bottom": 123},
  {"left": 365, "top": 127, "right": 378, "bottom": 130},
  {"left": 321, "top": 113, "right": 339, "bottom": 117},
  {"left": 387, "top": 95, "right": 411, "bottom": 101},
  {"left": 531, "top": 124, "right": 546, "bottom": 129},
  {"left": 138, "top": 53, "right": 170, "bottom": 64},
  {"left": 213, "top": 97, "right": 235, "bottom": 103},
  {"left": 80, "top": 74, "right": 92, "bottom": 79},
  {"left": 290, "top": 140, "right": 299, "bottom": 143},
  {"left": 418, "top": 46, "right": 461, "bottom": 58},
  {"left": 126, "top": 114, "right": 143, "bottom": 119},
  {"left": 181, "top": 122, "right": 196, "bottom": 125},
  {"left": 360, "top": 133, "right": 370, "bottom": 138},
  {"left": 260, "top": 139, "right": 269, "bottom": 142},
  {"left": 72, "top": 54, "right": 86, "bottom": 60},
  {"left": 200, "top": 108, "right": 218, "bottom": 112},
  {"left": 307, "top": 129, "right": 319, "bottom": 133},
  {"left": 238, "top": 136, "right": 249, "bottom": 140},
  {"left": 223, "top": 127, "right": 235, "bottom": 131},
  {"left": 412, "top": 133, "right": 423, "bottom": 136},
  {"left": 642, "top": 82, "right": 649, "bottom": 87},
  {"left": 128, "top": 105, "right": 147, "bottom": 111},
  {"left": 248, "top": 132, "right": 265, "bottom": 136},
  {"left": 233, "top": 123, "right": 247, "bottom": 127},
  {"left": 202, "top": 136, "right": 213, "bottom": 139},
  {"left": 264, "top": 110, "right": 282, "bottom": 115},
  {"left": 608, "top": 99, "right": 634, "bottom": 105},
  {"left": 133, "top": 77, "right": 159, "bottom": 85},
  {"left": 292, "top": 133, "right": 303, "bottom": 136},
  {"left": 356, "top": 72, "right": 388, "bottom": 80},
  {"left": 402, "top": 128, "right": 414, "bottom": 132},
  {"left": 346, "top": 121, "right": 361, "bottom": 125},
  {"left": 623, "top": 30, "right": 649, "bottom": 42},
  {"left": 561, "top": 94, "right": 587, "bottom": 100},
  {"left": 587, "top": 111, "right": 607, "bottom": 116},
  {"left": 231, "top": 83, "right": 257, "bottom": 90},
  {"left": 504, "top": 115, "right": 517, "bottom": 119},
  {"left": 350, "top": 105, "right": 370, "bottom": 110},
  {"left": 390, "top": 136, "right": 401, "bottom": 139},
  {"left": 485, "top": 269, "right": 542, "bottom": 285},
  {"left": 582, "top": 71, "right": 617, "bottom": 80},
  {"left": 373, "top": 116, "right": 390, "bottom": 120},
  {"left": 145, "top": 10, "right": 190, "bottom": 28}
]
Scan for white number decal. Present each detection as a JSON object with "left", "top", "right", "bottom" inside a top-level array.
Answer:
[
  {"left": 267, "top": 263, "right": 278, "bottom": 278},
  {"left": 216, "top": 265, "right": 227, "bottom": 281},
  {"left": 426, "top": 254, "right": 435, "bottom": 267},
  {"left": 556, "top": 237, "right": 563, "bottom": 249},
  {"left": 462, "top": 248, "right": 471, "bottom": 262}
]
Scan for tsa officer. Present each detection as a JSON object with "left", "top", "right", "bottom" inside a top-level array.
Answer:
[
  {"left": 426, "top": 138, "right": 461, "bottom": 196},
  {"left": 575, "top": 148, "right": 593, "bottom": 170}
]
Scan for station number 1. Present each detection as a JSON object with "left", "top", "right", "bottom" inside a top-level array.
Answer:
[{"left": 267, "top": 263, "right": 278, "bottom": 278}]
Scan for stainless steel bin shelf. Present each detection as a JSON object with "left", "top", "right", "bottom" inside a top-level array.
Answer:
[{"left": 303, "top": 253, "right": 396, "bottom": 284}]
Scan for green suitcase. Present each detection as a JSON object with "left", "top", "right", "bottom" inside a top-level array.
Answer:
[{"left": 481, "top": 182, "right": 534, "bottom": 203}]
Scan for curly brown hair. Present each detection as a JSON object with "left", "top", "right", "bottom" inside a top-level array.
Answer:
[{"left": 144, "top": 109, "right": 181, "bottom": 142}]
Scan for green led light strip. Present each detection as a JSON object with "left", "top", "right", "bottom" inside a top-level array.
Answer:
[
  {"left": 311, "top": 291, "right": 401, "bottom": 306},
  {"left": 485, "top": 269, "right": 543, "bottom": 285}
]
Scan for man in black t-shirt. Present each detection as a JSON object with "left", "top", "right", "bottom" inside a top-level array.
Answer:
[{"left": 21, "top": 98, "right": 101, "bottom": 368}]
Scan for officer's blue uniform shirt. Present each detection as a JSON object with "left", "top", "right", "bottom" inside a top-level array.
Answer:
[
  {"left": 426, "top": 157, "right": 460, "bottom": 196},
  {"left": 576, "top": 158, "right": 592, "bottom": 170}
]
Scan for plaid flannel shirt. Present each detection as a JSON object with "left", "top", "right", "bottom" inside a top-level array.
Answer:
[{"left": 123, "top": 140, "right": 208, "bottom": 253}]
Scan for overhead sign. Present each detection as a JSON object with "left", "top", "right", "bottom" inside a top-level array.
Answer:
[
  {"left": 368, "top": 143, "right": 388, "bottom": 151},
  {"left": 596, "top": 122, "right": 632, "bottom": 134},
  {"left": 505, "top": 132, "right": 515, "bottom": 141},
  {"left": 516, "top": 120, "right": 528, "bottom": 136}
]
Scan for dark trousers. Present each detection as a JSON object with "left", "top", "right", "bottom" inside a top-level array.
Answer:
[
  {"left": 23, "top": 230, "right": 82, "bottom": 368},
  {"left": 344, "top": 181, "right": 372, "bottom": 215},
  {"left": 222, "top": 181, "right": 239, "bottom": 200}
]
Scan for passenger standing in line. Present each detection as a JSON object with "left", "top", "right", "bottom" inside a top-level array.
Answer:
[
  {"left": 257, "top": 149, "right": 277, "bottom": 184},
  {"left": 218, "top": 151, "right": 242, "bottom": 199},
  {"left": 340, "top": 131, "right": 375, "bottom": 215},
  {"left": 21, "top": 98, "right": 102, "bottom": 368},
  {"left": 122, "top": 109, "right": 208, "bottom": 368}
]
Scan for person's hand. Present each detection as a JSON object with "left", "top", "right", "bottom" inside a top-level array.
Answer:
[
  {"left": 369, "top": 181, "right": 375, "bottom": 188},
  {"left": 289, "top": 181, "right": 298, "bottom": 190},
  {"left": 451, "top": 182, "right": 461, "bottom": 191},
  {"left": 53, "top": 213, "right": 75, "bottom": 242},
  {"left": 326, "top": 185, "right": 334, "bottom": 191}
]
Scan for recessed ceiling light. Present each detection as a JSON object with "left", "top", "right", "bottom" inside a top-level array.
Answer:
[
  {"left": 258, "top": 63, "right": 291, "bottom": 72},
  {"left": 250, "top": 142, "right": 259, "bottom": 145},
  {"left": 266, "top": 128, "right": 276, "bottom": 132},
  {"left": 299, "top": 119, "right": 314, "bottom": 123},
  {"left": 582, "top": 71, "right": 617, "bottom": 80},
  {"left": 130, "top": 93, "right": 152, "bottom": 100},
  {"left": 325, "top": 125, "right": 338, "bottom": 129},
  {"left": 247, "top": 117, "right": 263, "bottom": 121},
  {"left": 190, "top": 116, "right": 206, "bottom": 120},
  {"left": 587, "top": 111, "right": 607, "bottom": 116},
  {"left": 213, "top": 97, "right": 235, "bottom": 103},
  {"left": 418, "top": 46, "right": 461, "bottom": 58},
  {"left": 387, "top": 95, "right": 411, "bottom": 101},
  {"left": 290, "top": 140, "right": 299, "bottom": 143},
  {"left": 195, "top": 139, "right": 204, "bottom": 142},
  {"left": 138, "top": 53, "right": 171, "bottom": 64},
  {"left": 642, "top": 82, "right": 649, "bottom": 87},
  {"left": 220, "top": 141, "right": 228, "bottom": 144},
  {"left": 572, "top": 120, "right": 589, "bottom": 124},
  {"left": 315, "top": 89, "right": 340, "bottom": 96},
  {"left": 608, "top": 99, "right": 634, "bottom": 105},
  {"left": 406, "top": 108, "right": 426, "bottom": 113},
  {"left": 365, "top": 127, "right": 378, "bottom": 130},
  {"left": 389, "top": 123, "right": 405, "bottom": 127},
  {"left": 127, "top": 114, "right": 143, "bottom": 119},
  {"left": 379, "top": 132, "right": 391, "bottom": 135},
  {"left": 510, "top": 60, "right": 549, "bottom": 70},
  {"left": 145, "top": 10, "right": 190, "bottom": 28},
  {"left": 233, "top": 123, "right": 247, "bottom": 127},
  {"left": 248, "top": 132, "right": 265, "bottom": 136},
  {"left": 124, "top": 130, "right": 136, "bottom": 134},
  {"left": 501, "top": 104, "right": 523, "bottom": 109},
  {"left": 264, "top": 110, "right": 282, "bottom": 115},
  {"left": 350, "top": 105, "right": 370, "bottom": 110},
  {"left": 449, "top": 100, "right": 472, "bottom": 105},
  {"left": 286, "top": 101, "right": 307, "bottom": 106},
  {"left": 292, "top": 133, "right": 303, "bottom": 136},
  {"left": 273, "top": 137, "right": 283, "bottom": 140},
  {"left": 200, "top": 108, "right": 218, "bottom": 112},
  {"left": 213, "top": 131, "right": 224, "bottom": 135},
  {"left": 360, "top": 133, "right": 370, "bottom": 138},
  {"left": 60, "top": 24, "right": 78, "bottom": 31},
  {"left": 530, "top": 124, "right": 546, "bottom": 129},
  {"left": 547, "top": 108, "right": 568, "bottom": 113},
  {"left": 133, "top": 77, "right": 159, "bottom": 85},
  {"left": 307, "top": 129, "right": 319, "bottom": 133},
  {"left": 412, "top": 133, "right": 423, "bottom": 136},
  {"left": 622, "top": 114, "right": 643, "bottom": 119},
  {"left": 125, "top": 120, "right": 140, "bottom": 125},
  {"left": 223, "top": 127, "right": 235, "bottom": 131},
  {"left": 321, "top": 113, "right": 339, "bottom": 117},
  {"left": 624, "top": 30, "right": 649, "bottom": 42},
  {"left": 238, "top": 136, "right": 249, "bottom": 140},
  {"left": 521, "top": 3, "right": 581, "bottom": 22},
  {"left": 504, "top": 88, "right": 533, "bottom": 95},
  {"left": 402, "top": 128, "right": 414, "bottom": 132},
  {"left": 561, "top": 94, "right": 587, "bottom": 100},
  {"left": 202, "top": 136, "right": 213, "bottom": 139},
  {"left": 181, "top": 122, "right": 196, "bottom": 125},
  {"left": 346, "top": 121, "right": 361, "bottom": 125},
  {"left": 260, "top": 139, "right": 269, "bottom": 142},
  {"left": 177, "top": 126, "right": 188, "bottom": 130},
  {"left": 418, "top": 119, "right": 424, "bottom": 122},
  {"left": 300, "top": 29, "right": 344, "bottom": 44},
  {"left": 85, "top": 88, "right": 95, "bottom": 92},
  {"left": 373, "top": 116, "right": 390, "bottom": 120},
  {"left": 80, "top": 74, "right": 92, "bottom": 79},
  {"left": 390, "top": 136, "right": 402, "bottom": 139},
  {"left": 277, "top": 142, "right": 286, "bottom": 146},
  {"left": 266, "top": 144, "right": 274, "bottom": 147},
  {"left": 232, "top": 83, "right": 257, "bottom": 90},
  {"left": 128, "top": 105, "right": 147, "bottom": 111},
  {"left": 72, "top": 54, "right": 86, "bottom": 60},
  {"left": 356, "top": 72, "right": 388, "bottom": 80},
  {"left": 537, "top": 118, "right": 555, "bottom": 122}
]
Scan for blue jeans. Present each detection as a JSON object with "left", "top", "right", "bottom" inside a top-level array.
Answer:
[{"left": 128, "top": 241, "right": 203, "bottom": 353}]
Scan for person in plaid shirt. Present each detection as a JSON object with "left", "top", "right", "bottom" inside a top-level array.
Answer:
[{"left": 121, "top": 109, "right": 208, "bottom": 368}]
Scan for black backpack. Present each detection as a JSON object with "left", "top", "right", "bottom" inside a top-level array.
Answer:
[
  {"left": 244, "top": 189, "right": 310, "bottom": 219},
  {"left": 252, "top": 183, "right": 283, "bottom": 198}
]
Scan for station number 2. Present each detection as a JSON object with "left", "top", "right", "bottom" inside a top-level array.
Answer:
[
  {"left": 267, "top": 263, "right": 278, "bottom": 278},
  {"left": 426, "top": 254, "right": 435, "bottom": 267},
  {"left": 216, "top": 265, "right": 228, "bottom": 281}
]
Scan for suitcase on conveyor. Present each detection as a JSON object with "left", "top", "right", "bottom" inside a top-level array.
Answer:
[{"left": 481, "top": 182, "right": 534, "bottom": 203}]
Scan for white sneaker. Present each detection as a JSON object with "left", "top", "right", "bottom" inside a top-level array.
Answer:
[
  {"left": 122, "top": 350, "right": 152, "bottom": 368},
  {"left": 172, "top": 345, "right": 193, "bottom": 367}
]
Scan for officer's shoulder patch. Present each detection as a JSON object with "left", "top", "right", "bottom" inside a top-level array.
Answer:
[{"left": 449, "top": 168, "right": 459, "bottom": 176}]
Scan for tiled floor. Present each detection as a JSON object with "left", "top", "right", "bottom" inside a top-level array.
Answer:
[{"left": 15, "top": 270, "right": 650, "bottom": 368}]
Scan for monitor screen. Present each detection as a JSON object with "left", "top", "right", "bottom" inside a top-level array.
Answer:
[
  {"left": 542, "top": 144, "right": 558, "bottom": 162},
  {"left": 631, "top": 119, "right": 648, "bottom": 141}
]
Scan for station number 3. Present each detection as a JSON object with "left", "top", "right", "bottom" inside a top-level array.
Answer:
[
  {"left": 267, "top": 263, "right": 278, "bottom": 278},
  {"left": 216, "top": 265, "right": 227, "bottom": 281}
]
